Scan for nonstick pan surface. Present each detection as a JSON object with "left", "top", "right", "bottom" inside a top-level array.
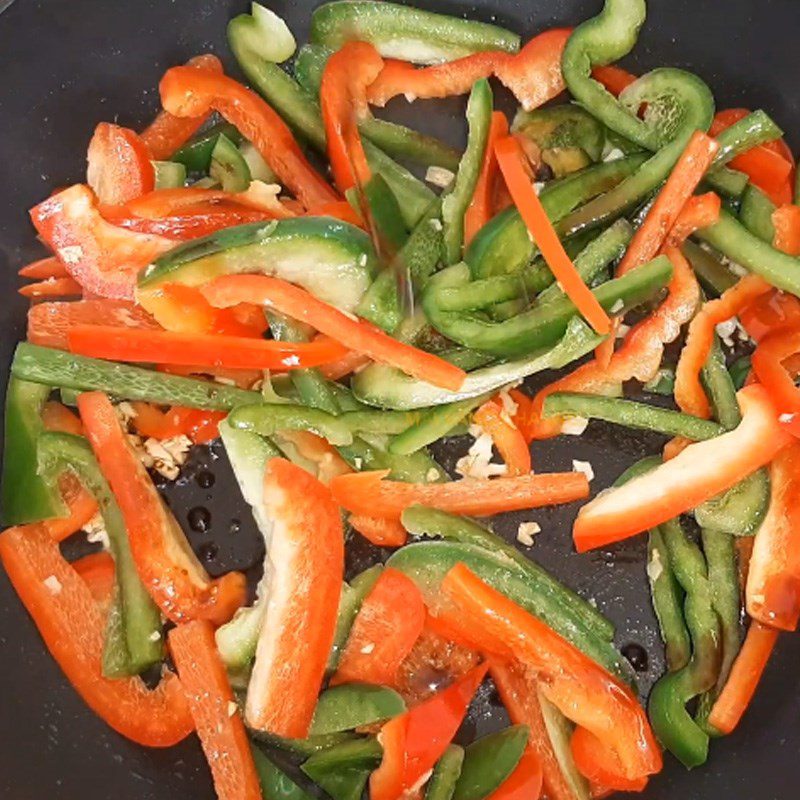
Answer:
[{"left": 0, "top": 1, "right": 799, "bottom": 797}]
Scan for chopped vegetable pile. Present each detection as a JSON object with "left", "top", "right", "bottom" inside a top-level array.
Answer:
[{"left": 3, "top": 0, "right": 800, "bottom": 798}]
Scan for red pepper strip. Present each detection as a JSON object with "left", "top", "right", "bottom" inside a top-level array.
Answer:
[
  {"left": 752, "top": 326, "right": 800, "bottom": 414},
  {"left": 43, "top": 474, "right": 101, "bottom": 544},
  {"left": 710, "top": 109, "right": 795, "bottom": 206},
  {"left": 707, "top": 621, "right": 779, "bottom": 735},
  {"left": 123, "top": 186, "right": 294, "bottom": 218},
  {"left": 319, "top": 351, "right": 372, "bottom": 380},
  {"left": 160, "top": 67, "right": 338, "bottom": 209},
  {"left": 87, "top": 122, "right": 156, "bottom": 206},
  {"left": 662, "top": 436, "right": 691, "bottom": 462},
  {"left": 330, "top": 469, "right": 589, "bottom": 522},
  {"left": 140, "top": 54, "right": 223, "bottom": 160},
  {"left": 772, "top": 204, "right": 800, "bottom": 256},
  {"left": 489, "top": 659, "right": 583, "bottom": 800},
  {"left": 78, "top": 392, "right": 246, "bottom": 625},
  {"left": 245, "top": 459, "right": 343, "bottom": 737},
  {"left": 18, "top": 256, "right": 68, "bottom": 279},
  {"left": 573, "top": 385, "right": 791, "bottom": 552},
  {"left": 436, "top": 565, "right": 661, "bottom": 781},
  {"left": 128, "top": 402, "right": 225, "bottom": 445},
  {"left": 349, "top": 514, "right": 408, "bottom": 547},
  {"left": 746, "top": 442, "right": 800, "bottom": 630},
  {"left": 739, "top": 290, "right": 800, "bottom": 343},
  {"left": 590, "top": 65, "right": 638, "bottom": 97},
  {"left": 664, "top": 191, "right": 721, "bottom": 248},
  {"left": 0, "top": 523, "right": 193, "bottom": 746},
  {"left": 370, "top": 662, "right": 490, "bottom": 800},
  {"left": 66, "top": 325, "right": 348, "bottom": 371},
  {"left": 494, "top": 28, "right": 571, "bottom": 112},
  {"left": 332, "top": 568, "right": 426, "bottom": 688},
  {"left": 321, "top": 41, "right": 384, "bottom": 193},
  {"left": 570, "top": 727, "right": 648, "bottom": 794},
  {"left": 19, "top": 277, "right": 83, "bottom": 298},
  {"left": 465, "top": 112, "right": 509, "bottom": 246},
  {"left": 675, "top": 274, "right": 772, "bottom": 418},
  {"left": 202, "top": 274, "right": 467, "bottom": 391},
  {"left": 30, "top": 184, "right": 174, "bottom": 300},
  {"left": 488, "top": 749, "right": 544, "bottom": 800},
  {"left": 42, "top": 400, "right": 84, "bottom": 436},
  {"left": 529, "top": 247, "right": 700, "bottom": 439},
  {"left": 169, "top": 620, "right": 262, "bottom": 800},
  {"left": 306, "top": 200, "right": 366, "bottom": 229},
  {"left": 72, "top": 551, "right": 116, "bottom": 605},
  {"left": 473, "top": 398, "right": 532, "bottom": 476},
  {"left": 495, "top": 136, "right": 610, "bottom": 335}
]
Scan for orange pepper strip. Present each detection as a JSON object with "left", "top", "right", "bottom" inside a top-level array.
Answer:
[
  {"left": 169, "top": 621, "right": 262, "bottom": 800},
  {"left": 772, "top": 204, "right": 800, "bottom": 256},
  {"left": 18, "top": 256, "right": 68, "bottom": 279},
  {"left": 752, "top": 326, "right": 800, "bottom": 414},
  {"left": 573, "top": 385, "right": 791, "bottom": 552},
  {"left": 306, "top": 200, "right": 366, "bottom": 229},
  {"left": 0, "top": 524, "right": 193, "bottom": 746},
  {"left": 487, "top": 749, "right": 544, "bottom": 800},
  {"left": 140, "top": 54, "right": 223, "bottom": 160},
  {"left": 465, "top": 112, "right": 509, "bottom": 246},
  {"left": 349, "top": 514, "right": 408, "bottom": 547},
  {"left": 590, "top": 65, "right": 638, "bottom": 96},
  {"left": 437, "top": 565, "right": 661, "bottom": 781},
  {"left": 473, "top": 398, "right": 532, "bottom": 476},
  {"left": 159, "top": 67, "right": 338, "bottom": 209},
  {"left": 19, "top": 277, "right": 83, "bottom": 298},
  {"left": 201, "top": 274, "right": 466, "bottom": 391},
  {"left": 331, "top": 568, "right": 426, "bottom": 688},
  {"left": 739, "top": 290, "right": 800, "bottom": 343},
  {"left": 495, "top": 135, "right": 610, "bottom": 335},
  {"left": 570, "top": 726, "right": 648, "bottom": 794},
  {"left": 78, "top": 392, "right": 246, "bottom": 625},
  {"left": 72, "top": 551, "right": 116, "bottom": 605},
  {"left": 330, "top": 470, "right": 588, "bottom": 522},
  {"left": 319, "top": 351, "right": 372, "bottom": 380},
  {"left": 66, "top": 324, "right": 348, "bottom": 370},
  {"left": 664, "top": 192, "right": 721, "bottom": 248},
  {"left": 707, "top": 621, "right": 780, "bottom": 735},
  {"left": 320, "top": 41, "right": 384, "bottom": 193},
  {"left": 675, "top": 274, "right": 772, "bottom": 418},
  {"left": 87, "top": 122, "right": 156, "bottom": 206}
]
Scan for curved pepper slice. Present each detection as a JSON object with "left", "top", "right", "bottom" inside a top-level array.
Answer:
[
  {"left": 18, "top": 277, "right": 82, "bottom": 299},
  {"left": 573, "top": 385, "right": 791, "bottom": 552},
  {"left": 202, "top": 274, "right": 466, "bottom": 390},
  {"left": 772, "top": 204, "right": 800, "bottom": 256},
  {"left": 0, "top": 523, "right": 193, "bottom": 747},
  {"left": 87, "top": 122, "right": 155, "bottom": 206},
  {"left": 330, "top": 469, "right": 589, "bottom": 521},
  {"left": 473, "top": 398, "right": 531, "bottom": 476},
  {"left": 349, "top": 514, "right": 408, "bottom": 547},
  {"left": 77, "top": 391, "right": 246, "bottom": 625},
  {"left": 332, "top": 567, "right": 426, "bottom": 688},
  {"left": 30, "top": 184, "right": 174, "bottom": 299},
  {"left": 752, "top": 326, "right": 800, "bottom": 414},
  {"left": 72, "top": 551, "right": 116, "bottom": 604},
  {"left": 169, "top": 620, "right": 262, "bottom": 800},
  {"left": 436, "top": 564, "right": 661, "bottom": 781},
  {"left": 159, "top": 66, "right": 338, "bottom": 209},
  {"left": 18, "top": 256, "right": 68, "bottom": 279},
  {"left": 569, "top": 727, "right": 647, "bottom": 793},
  {"left": 140, "top": 54, "right": 224, "bottom": 160},
  {"left": 245, "top": 458, "right": 344, "bottom": 737}
]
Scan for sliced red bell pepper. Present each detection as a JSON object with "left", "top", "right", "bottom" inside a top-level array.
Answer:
[
  {"left": 140, "top": 54, "right": 223, "bottom": 160},
  {"left": 332, "top": 568, "right": 426, "bottom": 688},
  {"left": 18, "top": 256, "right": 68, "bottom": 279},
  {"left": 87, "top": 122, "right": 155, "bottom": 206},
  {"left": 488, "top": 749, "right": 544, "bottom": 800},
  {"left": 27, "top": 299, "right": 160, "bottom": 350},
  {"left": 473, "top": 398, "right": 532, "bottom": 476},
  {"left": 739, "top": 289, "right": 800, "bottom": 343},
  {"left": 18, "top": 277, "right": 83, "bottom": 298},
  {"left": 0, "top": 523, "right": 193, "bottom": 746},
  {"left": 465, "top": 112, "right": 509, "bottom": 246},
  {"left": 752, "top": 326, "right": 800, "bottom": 414},
  {"left": 42, "top": 474, "right": 100, "bottom": 544},
  {"left": 319, "top": 351, "right": 372, "bottom": 380},
  {"left": 329, "top": 469, "right": 589, "bottom": 522},
  {"left": 77, "top": 391, "right": 246, "bottom": 625},
  {"left": 72, "top": 551, "right": 116, "bottom": 605},
  {"left": 573, "top": 385, "right": 792, "bottom": 552},
  {"left": 245, "top": 458, "right": 343, "bottom": 737},
  {"left": 676, "top": 274, "right": 772, "bottom": 418},
  {"left": 128, "top": 402, "right": 226, "bottom": 445},
  {"left": 495, "top": 135, "right": 610, "bottom": 335},
  {"left": 66, "top": 324, "right": 349, "bottom": 370},
  {"left": 169, "top": 620, "right": 262, "bottom": 800},
  {"left": 746, "top": 442, "right": 800, "bottom": 630},
  {"left": 370, "top": 662, "right": 490, "bottom": 800},
  {"left": 159, "top": 67, "right": 338, "bottom": 209},
  {"left": 490, "top": 659, "right": 582, "bottom": 800},
  {"left": 202, "top": 274, "right": 467, "bottom": 390},
  {"left": 665, "top": 191, "right": 721, "bottom": 248},
  {"left": 349, "top": 514, "right": 408, "bottom": 547},
  {"left": 436, "top": 565, "right": 661, "bottom": 781},
  {"left": 707, "top": 620, "right": 779, "bottom": 735},
  {"left": 123, "top": 186, "right": 293, "bottom": 218},
  {"left": 570, "top": 727, "right": 648, "bottom": 794},
  {"left": 772, "top": 204, "right": 800, "bottom": 256},
  {"left": 30, "top": 184, "right": 174, "bottom": 299},
  {"left": 321, "top": 41, "right": 384, "bottom": 193},
  {"left": 306, "top": 199, "right": 366, "bottom": 228},
  {"left": 590, "top": 65, "right": 638, "bottom": 97}
]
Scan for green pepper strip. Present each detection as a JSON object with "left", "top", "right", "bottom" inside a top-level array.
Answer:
[
  {"left": 400, "top": 505, "right": 616, "bottom": 642},
  {"left": 328, "top": 565, "right": 383, "bottom": 672},
  {"left": 738, "top": 184, "right": 776, "bottom": 243},
  {"left": 426, "top": 745, "right": 465, "bottom": 800},
  {"left": 311, "top": 684, "right": 405, "bottom": 736},
  {"left": 302, "top": 738, "right": 382, "bottom": 800},
  {"left": 228, "top": 403, "right": 353, "bottom": 446},
  {"left": 648, "top": 518, "right": 721, "bottom": 768},
  {"left": 340, "top": 409, "right": 423, "bottom": 435},
  {"left": 423, "top": 255, "right": 673, "bottom": 358},
  {"left": 454, "top": 726, "right": 529, "bottom": 800},
  {"left": 1, "top": 377, "right": 67, "bottom": 526},
  {"left": 681, "top": 241, "right": 738, "bottom": 297},
  {"left": 171, "top": 121, "right": 243, "bottom": 173},
  {"left": 251, "top": 744, "right": 315, "bottom": 800},
  {"left": 250, "top": 729, "right": 358, "bottom": 756},
  {"left": 11, "top": 343, "right": 261, "bottom": 410},
  {"left": 37, "top": 432, "right": 162, "bottom": 676},
  {"left": 512, "top": 103, "right": 605, "bottom": 164},
  {"left": 543, "top": 392, "right": 724, "bottom": 440},
  {"left": 696, "top": 209, "right": 800, "bottom": 297}
]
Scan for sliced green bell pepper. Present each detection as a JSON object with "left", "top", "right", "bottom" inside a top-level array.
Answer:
[
  {"left": 453, "top": 725, "right": 529, "bottom": 800},
  {"left": 228, "top": 403, "right": 353, "bottom": 446},
  {"left": 209, "top": 133, "right": 251, "bottom": 192},
  {"left": 251, "top": 744, "right": 315, "bottom": 800},
  {"left": 153, "top": 160, "right": 187, "bottom": 189},
  {"left": 739, "top": 184, "right": 776, "bottom": 243},
  {"left": 426, "top": 745, "right": 465, "bottom": 800},
  {"left": 171, "top": 121, "right": 243, "bottom": 173},
  {"left": 301, "top": 738, "right": 382, "bottom": 800},
  {"left": 681, "top": 241, "right": 738, "bottom": 297},
  {"left": 310, "top": 684, "right": 406, "bottom": 735}
]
